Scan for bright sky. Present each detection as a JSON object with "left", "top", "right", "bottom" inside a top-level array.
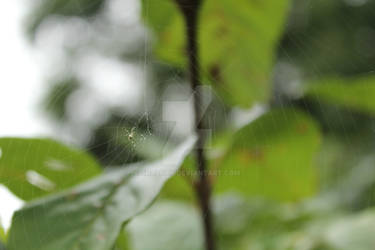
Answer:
[
  {"left": 0, "top": 1, "right": 48, "bottom": 230},
  {"left": 0, "top": 1, "right": 48, "bottom": 137}
]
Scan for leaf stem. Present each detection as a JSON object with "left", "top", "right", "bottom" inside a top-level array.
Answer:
[{"left": 175, "top": 1, "right": 216, "bottom": 250}]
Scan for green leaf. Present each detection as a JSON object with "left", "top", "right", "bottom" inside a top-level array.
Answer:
[
  {"left": 160, "top": 174, "right": 195, "bottom": 201},
  {"left": 142, "top": 0, "right": 291, "bottom": 107},
  {"left": 0, "top": 138, "right": 101, "bottom": 201},
  {"left": 305, "top": 75, "right": 375, "bottom": 115},
  {"left": 127, "top": 201, "right": 203, "bottom": 250},
  {"left": 113, "top": 231, "right": 130, "bottom": 250},
  {"left": 7, "top": 137, "right": 196, "bottom": 250},
  {"left": 159, "top": 155, "right": 196, "bottom": 202},
  {"left": 214, "top": 108, "right": 321, "bottom": 201}
]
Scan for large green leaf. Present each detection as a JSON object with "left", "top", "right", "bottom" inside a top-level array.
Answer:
[
  {"left": 214, "top": 109, "right": 321, "bottom": 201},
  {"left": 305, "top": 75, "right": 375, "bottom": 115},
  {"left": 7, "top": 137, "right": 196, "bottom": 250},
  {"left": 142, "top": 0, "right": 290, "bottom": 107},
  {"left": 0, "top": 138, "right": 101, "bottom": 200}
]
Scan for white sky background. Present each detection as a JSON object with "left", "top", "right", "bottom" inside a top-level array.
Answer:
[
  {"left": 0, "top": 2, "right": 49, "bottom": 137},
  {"left": 0, "top": 1, "right": 48, "bottom": 230}
]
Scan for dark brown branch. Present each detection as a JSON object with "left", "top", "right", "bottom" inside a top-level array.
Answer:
[{"left": 175, "top": 1, "right": 216, "bottom": 250}]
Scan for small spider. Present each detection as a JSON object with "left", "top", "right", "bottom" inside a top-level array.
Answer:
[
  {"left": 127, "top": 127, "right": 136, "bottom": 141},
  {"left": 124, "top": 127, "right": 146, "bottom": 148}
]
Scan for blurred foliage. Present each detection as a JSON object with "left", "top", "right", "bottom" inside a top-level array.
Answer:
[
  {"left": 142, "top": 0, "right": 291, "bottom": 107},
  {"left": 127, "top": 201, "right": 203, "bottom": 250},
  {"left": 280, "top": 0, "right": 375, "bottom": 76},
  {"left": 125, "top": 193, "right": 375, "bottom": 250},
  {"left": 43, "top": 78, "right": 79, "bottom": 121},
  {"left": 1, "top": 0, "right": 375, "bottom": 249},
  {"left": 306, "top": 75, "right": 375, "bottom": 115}
]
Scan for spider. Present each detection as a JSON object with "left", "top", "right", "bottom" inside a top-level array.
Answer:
[
  {"left": 124, "top": 127, "right": 146, "bottom": 148},
  {"left": 127, "top": 127, "right": 136, "bottom": 141}
]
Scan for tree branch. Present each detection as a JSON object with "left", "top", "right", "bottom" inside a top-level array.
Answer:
[{"left": 175, "top": 1, "right": 216, "bottom": 250}]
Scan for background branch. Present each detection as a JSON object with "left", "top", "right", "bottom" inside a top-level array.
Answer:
[{"left": 175, "top": 1, "right": 216, "bottom": 250}]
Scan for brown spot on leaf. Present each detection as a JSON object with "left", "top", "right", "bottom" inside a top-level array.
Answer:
[
  {"left": 209, "top": 64, "right": 222, "bottom": 83},
  {"left": 238, "top": 148, "right": 264, "bottom": 165},
  {"left": 296, "top": 122, "right": 308, "bottom": 134},
  {"left": 97, "top": 234, "right": 105, "bottom": 241},
  {"left": 216, "top": 25, "right": 229, "bottom": 38}
]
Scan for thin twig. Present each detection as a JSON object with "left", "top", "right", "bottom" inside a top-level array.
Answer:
[{"left": 174, "top": 1, "right": 216, "bottom": 250}]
